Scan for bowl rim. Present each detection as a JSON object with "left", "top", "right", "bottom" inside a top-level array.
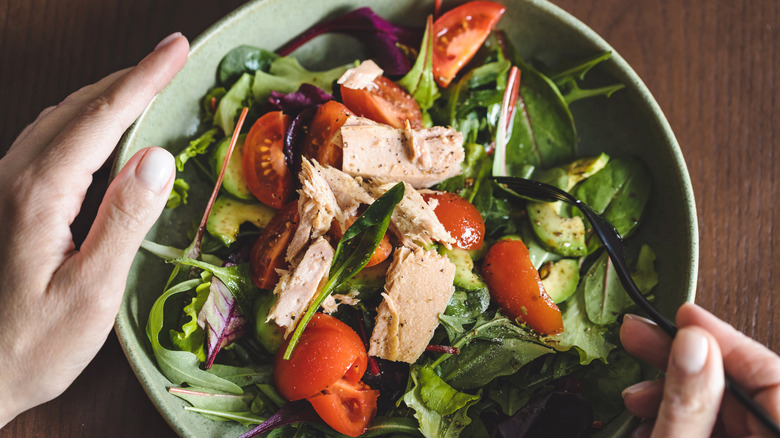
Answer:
[{"left": 113, "top": 0, "right": 699, "bottom": 436}]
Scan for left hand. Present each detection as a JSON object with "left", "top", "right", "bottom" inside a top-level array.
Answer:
[{"left": 0, "top": 32, "right": 188, "bottom": 427}]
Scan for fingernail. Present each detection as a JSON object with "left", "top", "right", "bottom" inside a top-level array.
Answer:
[
  {"left": 621, "top": 380, "right": 657, "bottom": 399},
  {"left": 136, "top": 147, "right": 174, "bottom": 193},
  {"left": 623, "top": 313, "right": 658, "bottom": 327},
  {"left": 155, "top": 32, "right": 182, "bottom": 51},
  {"left": 672, "top": 327, "right": 709, "bottom": 374}
]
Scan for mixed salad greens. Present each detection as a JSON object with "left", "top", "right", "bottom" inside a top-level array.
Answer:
[{"left": 143, "top": 2, "right": 659, "bottom": 437}]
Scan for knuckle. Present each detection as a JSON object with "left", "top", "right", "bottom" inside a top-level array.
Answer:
[{"left": 82, "top": 94, "right": 114, "bottom": 118}]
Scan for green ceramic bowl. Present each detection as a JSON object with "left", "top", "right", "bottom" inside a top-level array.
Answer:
[{"left": 115, "top": 0, "right": 698, "bottom": 436}]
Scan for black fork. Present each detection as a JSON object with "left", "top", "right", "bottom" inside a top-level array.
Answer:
[{"left": 493, "top": 175, "right": 780, "bottom": 436}]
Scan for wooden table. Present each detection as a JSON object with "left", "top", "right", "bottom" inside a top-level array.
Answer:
[{"left": 0, "top": 0, "right": 777, "bottom": 435}]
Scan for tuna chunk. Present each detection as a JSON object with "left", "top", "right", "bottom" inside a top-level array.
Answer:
[
  {"left": 337, "top": 60, "right": 383, "bottom": 90},
  {"left": 286, "top": 158, "right": 341, "bottom": 262},
  {"left": 368, "top": 247, "right": 456, "bottom": 363},
  {"left": 310, "top": 160, "right": 374, "bottom": 231},
  {"left": 268, "top": 237, "right": 334, "bottom": 337},
  {"left": 341, "top": 122, "right": 464, "bottom": 188},
  {"left": 366, "top": 181, "right": 454, "bottom": 249}
]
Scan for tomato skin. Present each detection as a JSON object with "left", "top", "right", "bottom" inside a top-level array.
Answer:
[
  {"left": 274, "top": 313, "right": 368, "bottom": 401},
  {"left": 243, "top": 111, "right": 293, "bottom": 209},
  {"left": 331, "top": 216, "right": 392, "bottom": 267},
  {"left": 340, "top": 76, "right": 423, "bottom": 129},
  {"left": 301, "top": 101, "right": 354, "bottom": 168},
  {"left": 432, "top": 1, "right": 506, "bottom": 87},
  {"left": 307, "top": 379, "right": 379, "bottom": 437},
  {"left": 422, "top": 192, "right": 485, "bottom": 250},
  {"left": 250, "top": 201, "right": 299, "bottom": 289},
  {"left": 481, "top": 239, "right": 564, "bottom": 335}
]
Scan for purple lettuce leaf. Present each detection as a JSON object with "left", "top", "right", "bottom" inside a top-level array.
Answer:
[
  {"left": 283, "top": 106, "right": 318, "bottom": 170},
  {"left": 237, "top": 401, "right": 322, "bottom": 438},
  {"left": 276, "top": 7, "right": 421, "bottom": 76},
  {"left": 268, "top": 83, "right": 333, "bottom": 115},
  {"left": 197, "top": 276, "right": 248, "bottom": 369}
]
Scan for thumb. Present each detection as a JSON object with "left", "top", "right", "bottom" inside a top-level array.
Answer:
[
  {"left": 76, "top": 147, "right": 174, "bottom": 288},
  {"left": 651, "top": 326, "right": 725, "bottom": 438}
]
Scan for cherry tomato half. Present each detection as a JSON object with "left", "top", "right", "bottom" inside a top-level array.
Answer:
[
  {"left": 422, "top": 192, "right": 485, "bottom": 250},
  {"left": 331, "top": 215, "right": 392, "bottom": 267},
  {"left": 307, "top": 379, "right": 379, "bottom": 437},
  {"left": 274, "top": 313, "right": 368, "bottom": 401},
  {"left": 340, "top": 76, "right": 422, "bottom": 129},
  {"left": 432, "top": 1, "right": 506, "bottom": 87},
  {"left": 481, "top": 239, "right": 564, "bottom": 335},
  {"left": 243, "top": 111, "right": 293, "bottom": 209},
  {"left": 249, "top": 200, "right": 299, "bottom": 289},
  {"left": 301, "top": 100, "right": 354, "bottom": 169}
]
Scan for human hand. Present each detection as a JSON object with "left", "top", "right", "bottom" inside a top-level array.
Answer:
[
  {"left": 620, "top": 302, "right": 780, "bottom": 437},
  {"left": 0, "top": 33, "right": 189, "bottom": 427}
]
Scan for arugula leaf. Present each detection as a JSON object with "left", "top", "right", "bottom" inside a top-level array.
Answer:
[
  {"left": 403, "top": 365, "right": 480, "bottom": 438},
  {"left": 169, "top": 386, "right": 255, "bottom": 414},
  {"left": 283, "top": 182, "right": 405, "bottom": 360},
  {"left": 174, "top": 127, "right": 221, "bottom": 172},
  {"left": 548, "top": 51, "right": 625, "bottom": 105},
  {"left": 398, "top": 16, "right": 440, "bottom": 113},
  {"left": 166, "top": 178, "right": 191, "bottom": 209},
  {"left": 145, "top": 278, "right": 243, "bottom": 394},
  {"left": 218, "top": 45, "right": 279, "bottom": 87}
]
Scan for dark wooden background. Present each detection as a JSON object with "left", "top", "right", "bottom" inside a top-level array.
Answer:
[{"left": 0, "top": 0, "right": 777, "bottom": 436}]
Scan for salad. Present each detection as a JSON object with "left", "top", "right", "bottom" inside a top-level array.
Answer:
[{"left": 143, "top": 2, "right": 659, "bottom": 437}]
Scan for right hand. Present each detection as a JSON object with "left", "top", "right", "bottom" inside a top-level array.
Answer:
[{"left": 620, "top": 303, "right": 780, "bottom": 437}]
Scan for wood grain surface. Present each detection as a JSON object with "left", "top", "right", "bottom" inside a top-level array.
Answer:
[{"left": 0, "top": 0, "right": 777, "bottom": 436}]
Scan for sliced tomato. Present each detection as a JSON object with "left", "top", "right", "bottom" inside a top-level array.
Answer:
[
  {"left": 249, "top": 201, "right": 299, "bottom": 289},
  {"left": 432, "top": 1, "right": 506, "bottom": 87},
  {"left": 481, "top": 239, "right": 564, "bottom": 335},
  {"left": 331, "top": 215, "right": 392, "bottom": 267},
  {"left": 301, "top": 100, "right": 354, "bottom": 168},
  {"left": 274, "top": 313, "right": 368, "bottom": 401},
  {"left": 422, "top": 192, "right": 485, "bottom": 250},
  {"left": 307, "top": 379, "right": 378, "bottom": 437},
  {"left": 340, "top": 76, "right": 422, "bottom": 129},
  {"left": 242, "top": 111, "right": 293, "bottom": 208}
]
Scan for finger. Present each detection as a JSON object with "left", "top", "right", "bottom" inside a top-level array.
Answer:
[
  {"left": 622, "top": 379, "right": 665, "bottom": 419},
  {"left": 58, "top": 147, "right": 174, "bottom": 316},
  {"left": 36, "top": 33, "right": 188, "bottom": 181},
  {"left": 677, "top": 303, "right": 780, "bottom": 393},
  {"left": 651, "top": 326, "right": 724, "bottom": 438},
  {"left": 620, "top": 314, "right": 672, "bottom": 370},
  {"left": 7, "top": 68, "right": 130, "bottom": 162}
]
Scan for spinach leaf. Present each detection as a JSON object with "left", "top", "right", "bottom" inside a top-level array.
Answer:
[
  {"left": 174, "top": 127, "right": 221, "bottom": 172},
  {"left": 282, "top": 182, "right": 404, "bottom": 360},
  {"left": 577, "top": 350, "right": 642, "bottom": 422},
  {"left": 398, "top": 16, "right": 440, "bottom": 113},
  {"left": 183, "top": 407, "right": 266, "bottom": 427},
  {"left": 146, "top": 278, "right": 243, "bottom": 394},
  {"left": 574, "top": 157, "right": 651, "bottom": 251},
  {"left": 403, "top": 365, "right": 480, "bottom": 438},
  {"left": 432, "top": 312, "right": 553, "bottom": 390},
  {"left": 218, "top": 45, "right": 278, "bottom": 87},
  {"left": 583, "top": 245, "right": 658, "bottom": 325}
]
